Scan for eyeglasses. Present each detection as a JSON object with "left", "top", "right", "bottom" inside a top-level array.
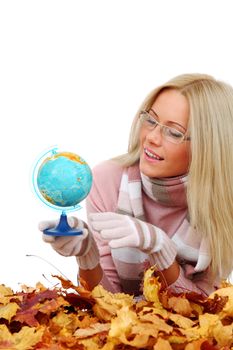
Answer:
[{"left": 139, "top": 110, "right": 191, "bottom": 145}]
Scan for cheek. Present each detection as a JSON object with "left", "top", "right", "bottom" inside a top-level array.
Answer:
[
  {"left": 139, "top": 129, "right": 146, "bottom": 147},
  {"left": 171, "top": 146, "right": 191, "bottom": 172}
]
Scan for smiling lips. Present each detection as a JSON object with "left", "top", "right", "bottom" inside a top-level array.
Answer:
[{"left": 144, "top": 147, "right": 164, "bottom": 161}]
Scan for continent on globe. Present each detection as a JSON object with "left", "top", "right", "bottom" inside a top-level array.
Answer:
[{"left": 37, "top": 152, "right": 93, "bottom": 208}]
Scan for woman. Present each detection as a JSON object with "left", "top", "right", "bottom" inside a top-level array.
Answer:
[{"left": 40, "top": 73, "right": 233, "bottom": 296}]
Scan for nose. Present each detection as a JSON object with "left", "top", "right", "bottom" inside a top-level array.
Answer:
[{"left": 146, "top": 124, "right": 163, "bottom": 144}]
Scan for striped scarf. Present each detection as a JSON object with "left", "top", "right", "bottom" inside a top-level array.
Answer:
[
  {"left": 116, "top": 162, "right": 211, "bottom": 275},
  {"left": 117, "top": 162, "right": 187, "bottom": 217}
]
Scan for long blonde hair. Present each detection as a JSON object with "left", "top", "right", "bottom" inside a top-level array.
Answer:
[{"left": 114, "top": 73, "right": 233, "bottom": 278}]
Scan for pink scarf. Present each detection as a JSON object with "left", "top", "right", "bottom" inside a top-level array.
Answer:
[
  {"left": 116, "top": 162, "right": 211, "bottom": 275},
  {"left": 117, "top": 162, "right": 188, "bottom": 217}
]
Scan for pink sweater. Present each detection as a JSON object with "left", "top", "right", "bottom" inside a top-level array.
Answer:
[{"left": 86, "top": 160, "right": 219, "bottom": 296}]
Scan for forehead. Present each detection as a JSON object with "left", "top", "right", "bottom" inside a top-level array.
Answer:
[{"left": 151, "top": 89, "right": 190, "bottom": 126}]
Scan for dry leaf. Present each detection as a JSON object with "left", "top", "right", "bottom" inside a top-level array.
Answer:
[{"left": 0, "top": 270, "right": 232, "bottom": 349}]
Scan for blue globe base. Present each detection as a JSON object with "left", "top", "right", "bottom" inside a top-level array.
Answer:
[{"left": 43, "top": 213, "right": 83, "bottom": 236}]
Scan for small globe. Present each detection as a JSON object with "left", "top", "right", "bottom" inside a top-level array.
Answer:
[{"left": 37, "top": 151, "right": 93, "bottom": 209}]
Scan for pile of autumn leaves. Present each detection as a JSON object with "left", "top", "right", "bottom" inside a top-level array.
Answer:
[{"left": 0, "top": 267, "right": 233, "bottom": 350}]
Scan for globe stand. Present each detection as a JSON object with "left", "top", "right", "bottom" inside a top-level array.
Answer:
[{"left": 43, "top": 212, "right": 83, "bottom": 236}]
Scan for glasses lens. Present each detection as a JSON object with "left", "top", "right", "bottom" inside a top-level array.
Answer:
[
  {"left": 163, "top": 126, "right": 184, "bottom": 144},
  {"left": 140, "top": 111, "right": 186, "bottom": 144},
  {"left": 140, "top": 112, "right": 156, "bottom": 128}
]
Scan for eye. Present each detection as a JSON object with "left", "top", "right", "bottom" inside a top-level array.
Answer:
[
  {"left": 146, "top": 116, "right": 157, "bottom": 127},
  {"left": 165, "top": 127, "right": 183, "bottom": 139},
  {"left": 140, "top": 112, "right": 157, "bottom": 128}
]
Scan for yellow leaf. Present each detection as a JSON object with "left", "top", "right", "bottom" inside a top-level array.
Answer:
[
  {"left": 168, "top": 296, "right": 192, "bottom": 316},
  {"left": 189, "top": 302, "right": 203, "bottom": 316},
  {"left": 92, "top": 285, "right": 133, "bottom": 321},
  {"left": 143, "top": 266, "right": 162, "bottom": 306},
  {"left": 0, "top": 285, "right": 13, "bottom": 297},
  {"left": 51, "top": 311, "right": 80, "bottom": 335},
  {"left": 169, "top": 313, "right": 195, "bottom": 329},
  {"left": 79, "top": 335, "right": 112, "bottom": 350},
  {"left": 180, "top": 326, "right": 201, "bottom": 341},
  {"left": 212, "top": 322, "right": 233, "bottom": 347},
  {"left": 118, "top": 333, "right": 150, "bottom": 348},
  {"left": 109, "top": 306, "right": 138, "bottom": 338},
  {"left": 0, "top": 303, "right": 19, "bottom": 321},
  {"left": 139, "top": 313, "right": 173, "bottom": 334},
  {"left": 0, "top": 325, "right": 44, "bottom": 350},
  {"left": 184, "top": 339, "right": 208, "bottom": 350},
  {"left": 0, "top": 285, "right": 14, "bottom": 305},
  {"left": 167, "top": 334, "right": 187, "bottom": 344},
  {"left": 209, "top": 286, "right": 233, "bottom": 317},
  {"left": 0, "top": 324, "right": 13, "bottom": 342},
  {"left": 13, "top": 326, "right": 44, "bottom": 350},
  {"left": 74, "top": 322, "right": 110, "bottom": 338},
  {"left": 198, "top": 313, "right": 219, "bottom": 337},
  {"left": 139, "top": 306, "right": 168, "bottom": 319},
  {"left": 154, "top": 337, "right": 173, "bottom": 349}
]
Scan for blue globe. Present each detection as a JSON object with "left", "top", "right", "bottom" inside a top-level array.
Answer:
[{"left": 37, "top": 152, "right": 93, "bottom": 209}]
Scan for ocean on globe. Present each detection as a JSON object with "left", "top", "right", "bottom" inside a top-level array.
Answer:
[{"left": 37, "top": 152, "right": 93, "bottom": 208}]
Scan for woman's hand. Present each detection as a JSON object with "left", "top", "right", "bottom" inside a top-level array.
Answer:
[
  {"left": 89, "top": 212, "right": 164, "bottom": 253},
  {"left": 38, "top": 216, "right": 100, "bottom": 270}
]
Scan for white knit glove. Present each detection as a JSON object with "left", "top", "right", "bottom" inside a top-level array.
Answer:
[
  {"left": 38, "top": 216, "right": 100, "bottom": 270},
  {"left": 89, "top": 212, "right": 177, "bottom": 270}
]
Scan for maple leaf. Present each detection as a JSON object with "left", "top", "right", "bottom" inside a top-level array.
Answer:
[
  {"left": 184, "top": 338, "right": 212, "bottom": 350},
  {"left": 168, "top": 295, "right": 192, "bottom": 316},
  {"left": 0, "top": 302, "right": 19, "bottom": 322},
  {"left": 0, "top": 324, "right": 44, "bottom": 350},
  {"left": 131, "top": 322, "right": 160, "bottom": 338},
  {"left": 209, "top": 286, "right": 233, "bottom": 318},
  {"left": 212, "top": 322, "right": 233, "bottom": 347},
  {"left": 139, "top": 313, "right": 173, "bottom": 334},
  {"left": 53, "top": 275, "right": 92, "bottom": 298},
  {"left": 50, "top": 310, "right": 80, "bottom": 336},
  {"left": 109, "top": 305, "right": 138, "bottom": 338},
  {"left": 169, "top": 313, "right": 195, "bottom": 329},
  {"left": 117, "top": 332, "right": 150, "bottom": 348},
  {"left": 0, "top": 271, "right": 233, "bottom": 349},
  {"left": 143, "top": 266, "right": 162, "bottom": 306},
  {"left": 0, "top": 285, "right": 14, "bottom": 306},
  {"left": 139, "top": 305, "right": 169, "bottom": 319},
  {"left": 91, "top": 285, "right": 133, "bottom": 322},
  {"left": 74, "top": 322, "right": 110, "bottom": 338},
  {"left": 154, "top": 337, "right": 173, "bottom": 349},
  {"left": 78, "top": 336, "right": 109, "bottom": 350}
]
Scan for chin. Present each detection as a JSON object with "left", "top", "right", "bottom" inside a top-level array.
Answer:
[{"left": 139, "top": 161, "right": 162, "bottom": 178}]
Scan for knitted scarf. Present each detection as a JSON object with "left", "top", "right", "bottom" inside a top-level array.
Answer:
[
  {"left": 116, "top": 162, "right": 211, "bottom": 275},
  {"left": 117, "top": 162, "right": 188, "bottom": 218}
]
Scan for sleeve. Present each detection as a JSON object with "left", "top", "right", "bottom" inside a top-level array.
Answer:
[
  {"left": 145, "top": 219, "right": 219, "bottom": 297},
  {"left": 85, "top": 161, "right": 124, "bottom": 293},
  {"left": 167, "top": 266, "right": 220, "bottom": 296}
]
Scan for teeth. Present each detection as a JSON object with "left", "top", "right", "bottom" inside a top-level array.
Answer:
[{"left": 145, "top": 148, "right": 161, "bottom": 160}]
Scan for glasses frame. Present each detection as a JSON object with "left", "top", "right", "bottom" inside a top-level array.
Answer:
[{"left": 139, "top": 110, "right": 191, "bottom": 144}]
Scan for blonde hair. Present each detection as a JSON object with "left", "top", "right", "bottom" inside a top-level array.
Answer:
[{"left": 114, "top": 73, "right": 233, "bottom": 279}]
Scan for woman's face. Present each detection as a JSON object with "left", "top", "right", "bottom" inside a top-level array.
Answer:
[{"left": 139, "top": 88, "right": 191, "bottom": 178}]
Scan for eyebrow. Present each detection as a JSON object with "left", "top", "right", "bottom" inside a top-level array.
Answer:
[{"left": 149, "top": 108, "right": 187, "bottom": 132}]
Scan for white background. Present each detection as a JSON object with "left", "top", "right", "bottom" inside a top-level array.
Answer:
[{"left": 0, "top": 0, "right": 233, "bottom": 290}]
